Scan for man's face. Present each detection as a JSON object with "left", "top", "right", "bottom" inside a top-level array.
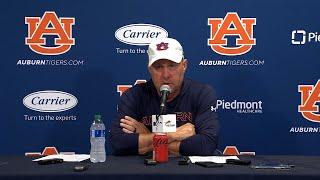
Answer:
[{"left": 148, "top": 59, "right": 187, "bottom": 102}]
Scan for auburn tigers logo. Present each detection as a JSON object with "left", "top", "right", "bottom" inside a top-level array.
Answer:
[
  {"left": 25, "top": 11, "right": 75, "bottom": 55},
  {"left": 117, "top": 80, "right": 147, "bottom": 96},
  {"left": 208, "top": 12, "right": 256, "bottom": 56},
  {"left": 298, "top": 80, "right": 320, "bottom": 123},
  {"left": 156, "top": 42, "right": 169, "bottom": 51}
]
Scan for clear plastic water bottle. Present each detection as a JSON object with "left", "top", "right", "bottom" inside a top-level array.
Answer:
[{"left": 90, "top": 114, "right": 106, "bottom": 163}]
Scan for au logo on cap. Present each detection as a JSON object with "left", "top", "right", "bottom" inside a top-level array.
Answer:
[
  {"left": 156, "top": 42, "right": 169, "bottom": 51},
  {"left": 25, "top": 11, "right": 75, "bottom": 55},
  {"left": 208, "top": 12, "right": 256, "bottom": 56}
]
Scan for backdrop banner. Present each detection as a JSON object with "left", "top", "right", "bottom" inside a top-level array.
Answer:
[{"left": 0, "top": 0, "right": 319, "bottom": 155}]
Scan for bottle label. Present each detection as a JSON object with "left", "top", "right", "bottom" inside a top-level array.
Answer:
[{"left": 91, "top": 130, "right": 105, "bottom": 137}]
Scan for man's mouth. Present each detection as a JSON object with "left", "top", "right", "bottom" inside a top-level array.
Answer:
[{"left": 162, "top": 83, "right": 172, "bottom": 86}]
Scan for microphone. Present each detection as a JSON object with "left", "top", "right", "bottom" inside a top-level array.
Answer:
[{"left": 159, "top": 85, "right": 171, "bottom": 115}]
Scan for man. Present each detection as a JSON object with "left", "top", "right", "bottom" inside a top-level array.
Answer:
[{"left": 110, "top": 37, "right": 219, "bottom": 156}]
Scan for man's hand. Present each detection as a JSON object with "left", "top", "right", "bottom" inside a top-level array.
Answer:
[
  {"left": 168, "top": 141, "right": 181, "bottom": 156},
  {"left": 167, "top": 123, "right": 195, "bottom": 156},
  {"left": 168, "top": 123, "right": 195, "bottom": 142},
  {"left": 120, "top": 117, "right": 195, "bottom": 155},
  {"left": 120, "top": 116, "right": 150, "bottom": 134},
  {"left": 119, "top": 116, "right": 153, "bottom": 154}
]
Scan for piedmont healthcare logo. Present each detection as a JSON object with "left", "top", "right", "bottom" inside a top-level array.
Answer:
[
  {"left": 114, "top": 24, "right": 168, "bottom": 55},
  {"left": 201, "top": 12, "right": 264, "bottom": 67},
  {"left": 211, "top": 99, "right": 263, "bottom": 114},
  {"left": 290, "top": 80, "right": 320, "bottom": 134},
  {"left": 23, "top": 90, "right": 78, "bottom": 122},
  {"left": 291, "top": 30, "right": 320, "bottom": 45}
]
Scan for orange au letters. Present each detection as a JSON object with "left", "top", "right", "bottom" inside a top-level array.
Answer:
[
  {"left": 25, "top": 11, "right": 75, "bottom": 55},
  {"left": 298, "top": 80, "right": 320, "bottom": 122},
  {"left": 117, "top": 80, "right": 147, "bottom": 96},
  {"left": 208, "top": 12, "right": 256, "bottom": 56}
]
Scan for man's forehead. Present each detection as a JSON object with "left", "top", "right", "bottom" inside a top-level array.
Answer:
[{"left": 152, "top": 59, "right": 179, "bottom": 66}]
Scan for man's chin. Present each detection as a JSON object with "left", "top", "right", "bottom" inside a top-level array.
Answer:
[{"left": 167, "top": 92, "right": 176, "bottom": 102}]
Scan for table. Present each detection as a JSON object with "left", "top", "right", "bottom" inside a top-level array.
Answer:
[{"left": 1, "top": 155, "right": 320, "bottom": 180}]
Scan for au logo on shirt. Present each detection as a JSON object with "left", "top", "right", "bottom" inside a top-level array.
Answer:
[
  {"left": 25, "top": 11, "right": 75, "bottom": 55},
  {"left": 208, "top": 12, "right": 256, "bottom": 56},
  {"left": 298, "top": 80, "right": 320, "bottom": 123}
]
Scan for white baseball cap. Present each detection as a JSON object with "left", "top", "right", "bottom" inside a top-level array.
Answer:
[{"left": 147, "top": 37, "right": 184, "bottom": 67}]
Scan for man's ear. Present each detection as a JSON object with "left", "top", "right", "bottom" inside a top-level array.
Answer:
[
  {"left": 183, "top": 59, "right": 188, "bottom": 71},
  {"left": 148, "top": 65, "right": 152, "bottom": 74}
]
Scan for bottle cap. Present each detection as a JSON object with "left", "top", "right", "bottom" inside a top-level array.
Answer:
[{"left": 94, "top": 114, "right": 102, "bottom": 120}]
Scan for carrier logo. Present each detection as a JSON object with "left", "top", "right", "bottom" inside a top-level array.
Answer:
[
  {"left": 115, "top": 24, "right": 168, "bottom": 46},
  {"left": 25, "top": 11, "right": 75, "bottom": 55},
  {"left": 23, "top": 90, "right": 78, "bottom": 112},
  {"left": 298, "top": 80, "right": 320, "bottom": 122},
  {"left": 208, "top": 12, "right": 256, "bottom": 56},
  {"left": 291, "top": 30, "right": 320, "bottom": 45},
  {"left": 211, "top": 99, "right": 263, "bottom": 113},
  {"left": 117, "top": 79, "right": 147, "bottom": 96}
]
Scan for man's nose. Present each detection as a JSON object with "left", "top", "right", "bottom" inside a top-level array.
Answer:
[{"left": 162, "top": 67, "right": 171, "bottom": 79}]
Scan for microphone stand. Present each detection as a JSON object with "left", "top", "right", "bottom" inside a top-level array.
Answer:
[{"left": 155, "top": 97, "right": 166, "bottom": 126}]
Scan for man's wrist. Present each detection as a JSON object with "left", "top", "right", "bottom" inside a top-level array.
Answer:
[
  {"left": 167, "top": 132, "right": 176, "bottom": 143},
  {"left": 138, "top": 133, "right": 154, "bottom": 154},
  {"left": 168, "top": 141, "right": 181, "bottom": 156}
]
